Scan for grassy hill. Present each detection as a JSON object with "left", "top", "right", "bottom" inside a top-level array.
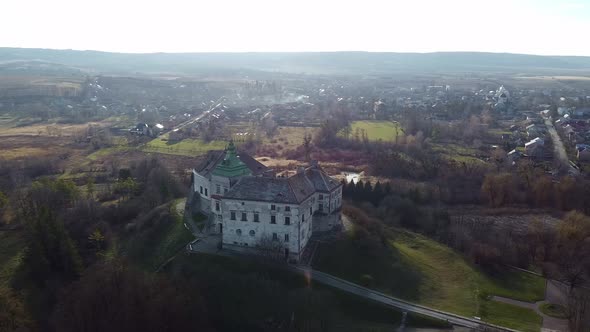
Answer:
[{"left": 314, "top": 228, "right": 544, "bottom": 332}]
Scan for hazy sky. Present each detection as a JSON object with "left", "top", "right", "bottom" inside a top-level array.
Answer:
[{"left": 3, "top": 0, "right": 590, "bottom": 55}]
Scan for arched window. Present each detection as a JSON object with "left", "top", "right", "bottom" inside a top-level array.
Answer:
[
  {"left": 236, "top": 229, "right": 242, "bottom": 236},
  {"left": 249, "top": 230, "right": 255, "bottom": 237}
]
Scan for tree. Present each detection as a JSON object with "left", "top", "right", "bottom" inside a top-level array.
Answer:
[
  {"left": 0, "top": 286, "right": 32, "bottom": 332},
  {"left": 22, "top": 208, "right": 83, "bottom": 286},
  {"left": 554, "top": 211, "right": 590, "bottom": 291},
  {"left": 481, "top": 173, "right": 514, "bottom": 207},
  {"left": 567, "top": 287, "right": 590, "bottom": 332},
  {"left": 302, "top": 133, "right": 313, "bottom": 162},
  {"left": 86, "top": 176, "right": 95, "bottom": 199},
  {"left": 372, "top": 181, "right": 384, "bottom": 205},
  {"left": 52, "top": 260, "right": 211, "bottom": 332},
  {"left": 256, "top": 235, "right": 286, "bottom": 261},
  {"left": 0, "top": 191, "right": 7, "bottom": 224}
]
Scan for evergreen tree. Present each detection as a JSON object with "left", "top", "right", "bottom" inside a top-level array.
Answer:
[
  {"left": 354, "top": 180, "right": 364, "bottom": 201},
  {"left": 363, "top": 181, "right": 373, "bottom": 199},
  {"left": 23, "top": 208, "right": 82, "bottom": 286},
  {"left": 384, "top": 182, "right": 393, "bottom": 196},
  {"left": 373, "top": 181, "right": 384, "bottom": 205}
]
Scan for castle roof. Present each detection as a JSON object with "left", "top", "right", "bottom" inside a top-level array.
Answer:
[
  {"left": 194, "top": 142, "right": 268, "bottom": 179},
  {"left": 223, "top": 164, "right": 341, "bottom": 204}
]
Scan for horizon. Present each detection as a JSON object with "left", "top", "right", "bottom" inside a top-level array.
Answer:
[
  {"left": 3, "top": 0, "right": 590, "bottom": 57},
  {"left": 4, "top": 47, "right": 590, "bottom": 58}
]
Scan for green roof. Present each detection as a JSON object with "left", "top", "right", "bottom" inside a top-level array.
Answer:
[{"left": 211, "top": 141, "right": 252, "bottom": 178}]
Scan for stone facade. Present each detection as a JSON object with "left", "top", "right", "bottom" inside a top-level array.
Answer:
[{"left": 187, "top": 142, "right": 342, "bottom": 262}]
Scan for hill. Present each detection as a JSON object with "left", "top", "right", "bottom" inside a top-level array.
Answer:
[{"left": 2, "top": 47, "right": 590, "bottom": 75}]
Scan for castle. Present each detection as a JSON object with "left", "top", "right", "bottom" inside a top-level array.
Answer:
[{"left": 186, "top": 141, "right": 342, "bottom": 262}]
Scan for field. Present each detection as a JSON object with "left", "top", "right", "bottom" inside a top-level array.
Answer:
[
  {"left": 431, "top": 142, "right": 487, "bottom": 164},
  {"left": 260, "top": 126, "right": 318, "bottom": 149},
  {"left": 340, "top": 120, "right": 403, "bottom": 142},
  {"left": 143, "top": 134, "right": 227, "bottom": 156},
  {"left": 314, "top": 228, "right": 544, "bottom": 332}
]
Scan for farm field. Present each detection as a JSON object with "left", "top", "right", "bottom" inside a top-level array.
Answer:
[
  {"left": 313, "top": 227, "right": 544, "bottom": 332},
  {"left": 143, "top": 134, "right": 227, "bottom": 156},
  {"left": 340, "top": 120, "right": 403, "bottom": 142},
  {"left": 431, "top": 142, "right": 487, "bottom": 164}
]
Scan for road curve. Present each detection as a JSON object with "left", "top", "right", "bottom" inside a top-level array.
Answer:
[{"left": 291, "top": 266, "right": 518, "bottom": 331}]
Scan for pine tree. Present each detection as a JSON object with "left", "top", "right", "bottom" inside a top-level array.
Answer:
[{"left": 373, "top": 181, "right": 384, "bottom": 205}]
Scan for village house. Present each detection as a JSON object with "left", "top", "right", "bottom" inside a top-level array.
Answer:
[
  {"left": 186, "top": 141, "right": 343, "bottom": 262},
  {"left": 525, "top": 137, "right": 544, "bottom": 158}
]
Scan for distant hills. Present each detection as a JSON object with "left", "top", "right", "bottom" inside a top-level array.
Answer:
[{"left": 1, "top": 47, "right": 590, "bottom": 76}]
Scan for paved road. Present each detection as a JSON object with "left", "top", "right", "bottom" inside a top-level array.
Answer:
[
  {"left": 545, "top": 118, "right": 579, "bottom": 176},
  {"left": 291, "top": 266, "right": 517, "bottom": 331},
  {"left": 159, "top": 97, "right": 226, "bottom": 137}
]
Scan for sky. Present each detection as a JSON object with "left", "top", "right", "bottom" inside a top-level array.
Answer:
[{"left": 2, "top": 0, "right": 590, "bottom": 56}]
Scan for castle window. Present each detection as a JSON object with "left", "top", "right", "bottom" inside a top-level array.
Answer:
[
  {"left": 249, "top": 230, "right": 255, "bottom": 237},
  {"left": 302, "top": 214, "right": 305, "bottom": 222},
  {"left": 272, "top": 233, "right": 278, "bottom": 241},
  {"left": 271, "top": 204, "right": 276, "bottom": 211},
  {"left": 309, "top": 207, "right": 312, "bottom": 215},
  {"left": 284, "top": 234, "right": 289, "bottom": 242},
  {"left": 200, "top": 186, "right": 203, "bottom": 194},
  {"left": 216, "top": 184, "right": 220, "bottom": 194},
  {"left": 204, "top": 188, "right": 208, "bottom": 196},
  {"left": 236, "top": 229, "right": 242, "bottom": 236},
  {"left": 215, "top": 202, "right": 220, "bottom": 211},
  {"left": 241, "top": 212, "right": 247, "bottom": 221},
  {"left": 224, "top": 187, "right": 228, "bottom": 194},
  {"left": 319, "top": 203, "right": 323, "bottom": 212},
  {"left": 271, "top": 215, "right": 276, "bottom": 224},
  {"left": 254, "top": 213, "right": 259, "bottom": 222},
  {"left": 284, "top": 217, "right": 290, "bottom": 225},
  {"left": 319, "top": 194, "right": 323, "bottom": 200},
  {"left": 285, "top": 206, "right": 291, "bottom": 212},
  {"left": 230, "top": 211, "right": 236, "bottom": 220}
]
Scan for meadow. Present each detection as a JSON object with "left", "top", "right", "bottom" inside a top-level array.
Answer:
[{"left": 314, "top": 228, "right": 544, "bottom": 332}]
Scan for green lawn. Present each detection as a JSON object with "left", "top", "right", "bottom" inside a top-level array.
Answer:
[
  {"left": 483, "top": 300, "right": 543, "bottom": 332},
  {"left": 124, "top": 203, "right": 194, "bottom": 270},
  {"left": 166, "top": 253, "right": 450, "bottom": 330},
  {"left": 539, "top": 302, "right": 568, "bottom": 319},
  {"left": 87, "top": 145, "right": 132, "bottom": 160},
  {"left": 340, "top": 121, "right": 404, "bottom": 142},
  {"left": 143, "top": 134, "right": 227, "bottom": 156},
  {"left": 314, "top": 228, "right": 544, "bottom": 331}
]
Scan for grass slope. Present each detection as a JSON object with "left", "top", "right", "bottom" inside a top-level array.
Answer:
[
  {"left": 124, "top": 202, "right": 194, "bottom": 270},
  {"left": 166, "top": 253, "right": 450, "bottom": 330},
  {"left": 314, "top": 228, "right": 544, "bottom": 331}
]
